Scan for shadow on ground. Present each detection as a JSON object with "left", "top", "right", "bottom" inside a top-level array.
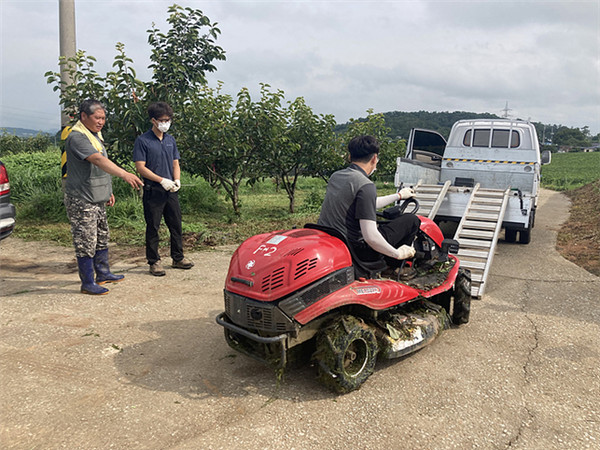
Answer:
[{"left": 113, "top": 312, "right": 337, "bottom": 402}]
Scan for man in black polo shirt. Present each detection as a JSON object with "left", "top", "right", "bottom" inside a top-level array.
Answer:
[
  {"left": 133, "top": 102, "right": 193, "bottom": 276},
  {"left": 318, "top": 135, "right": 420, "bottom": 268}
]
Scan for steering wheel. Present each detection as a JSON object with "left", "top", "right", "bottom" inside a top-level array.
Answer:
[
  {"left": 398, "top": 197, "right": 420, "bottom": 215},
  {"left": 379, "top": 197, "right": 420, "bottom": 220}
]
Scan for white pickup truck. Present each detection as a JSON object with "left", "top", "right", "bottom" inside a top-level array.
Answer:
[
  {"left": 395, "top": 119, "right": 552, "bottom": 297},
  {"left": 396, "top": 118, "right": 551, "bottom": 243}
]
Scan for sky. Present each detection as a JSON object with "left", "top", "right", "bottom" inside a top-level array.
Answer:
[{"left": 1, "top": 0, "right": 599, "bottom": 135}]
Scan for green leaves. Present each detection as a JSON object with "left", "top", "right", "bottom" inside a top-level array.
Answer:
[
  {"left": 176, "top": 84, "right": 338, "bottom": 214},
  {"left": 342, "top": 110, "right": 406, "bottom": 179},
  {"left": 147, "top": 4, "right": 226, "bottom": 104},
  {"left": 552, "top": 126, "right": 592, "bottom": 148},
  {"left": 43, "top": 3, "right": 406, "bottom": 217},
  {"left": 45, "top": 4, "right": 229, "bottom": 167},
  {"left": 45, "top": 50, "right": 105, "bottom": 122}
]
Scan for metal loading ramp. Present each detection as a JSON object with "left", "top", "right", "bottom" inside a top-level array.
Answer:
[
  {"left": 412, "top": 180, "right": 452, "bottom": 219},
  {"left": 452, "top": 185, "right": 509, "bottom": 298},
  {"left": 409, "top": 181, "right": 509, "bottom": 298}
]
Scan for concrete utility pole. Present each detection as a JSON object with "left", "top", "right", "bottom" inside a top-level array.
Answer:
[{"left": 59, "top": 0, "right": 76, "bottom": 128}]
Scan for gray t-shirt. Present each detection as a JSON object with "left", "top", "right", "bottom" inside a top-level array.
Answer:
[
  {"left": 318, "top": 164, "right": 377, "bottom": 244},
  {"left": 64, "top": 130, "right": 112, "bottom": 204}
]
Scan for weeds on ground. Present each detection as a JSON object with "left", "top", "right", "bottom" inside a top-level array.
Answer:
[{"left": 556, "top": 180, "right": 600, "bottom": 276}]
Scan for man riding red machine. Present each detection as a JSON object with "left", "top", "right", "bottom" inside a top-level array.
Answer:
[{"left": 216, "top": 136, "right": 471, "bottom": 393}]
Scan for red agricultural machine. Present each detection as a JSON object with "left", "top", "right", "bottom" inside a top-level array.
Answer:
[{"left": 216, "top": 202, "right": 471, "bottom": 393}]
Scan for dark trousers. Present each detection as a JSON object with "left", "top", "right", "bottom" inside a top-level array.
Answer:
[
  {"left": 142, "top": 185, "right": 184, "bottom": 265},
  {"left": 378, "top": 213, "right": 421, "bottom": 248},
  {"left": 353, "top": 213, "right": 421, "bottom": 264}
]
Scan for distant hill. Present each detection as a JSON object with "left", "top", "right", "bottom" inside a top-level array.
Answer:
[
  {"left": 335, "top": 110, "right": 503, "bottom": 139},
  {"left": 382, "top": 111, "right": 504, "bottom": 139},
  {"left": 0, "top": 127, "right": 55, "bottom": 137},
  {"left": 335, "top": 111, "right": 599, "bottom": 147}
]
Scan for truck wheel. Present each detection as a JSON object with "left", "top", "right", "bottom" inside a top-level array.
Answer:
[
  {"left": 519, "top": 210, "right": 534, "bottom": 244},
  {"left": 519, "top": 229, "right": 531, "bottom": 244},
  {"left": 452, "top": 268, "right": 471, "bottom": 325},
  {"left": 505, "top": 228, "right": 517, "bottom": 243},
  {"left": 314, "top": 316, "right": 378, "bottom": 394}
]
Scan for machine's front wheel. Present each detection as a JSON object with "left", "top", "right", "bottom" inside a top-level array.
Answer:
[
  {"left": 452, "top": 268, "right": 472, "bottom": 324},
  {"left": 314, "top": 316, "right": 378, "bottom": 394}
]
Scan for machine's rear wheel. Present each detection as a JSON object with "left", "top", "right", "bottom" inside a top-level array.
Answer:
[{"left": 314, "top": 316, "right": 378, "bottom": 394}]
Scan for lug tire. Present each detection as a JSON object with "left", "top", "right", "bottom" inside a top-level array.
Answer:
[
  {"left": 314, "top": 316, "right": 378, "bottom": 394},
  {"left": 452, "top": 268, "right": 472, "bottom": 325}
]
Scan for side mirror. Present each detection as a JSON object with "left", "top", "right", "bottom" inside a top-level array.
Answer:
[{"left": 541, "top": 150, "right": 552, "bottom": 165}]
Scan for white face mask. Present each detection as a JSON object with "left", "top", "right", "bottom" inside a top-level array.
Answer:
[
  {"left": 157, "top": 121, "right": 171, "bottom": 133},
  {"left": 368, "top": 155, "right": 378, "bottom": 176}
]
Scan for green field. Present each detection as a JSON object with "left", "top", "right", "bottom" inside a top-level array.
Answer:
[
  {"left": 541, "top": 151, "right": 600, "bottom": 190},
  {"left": 2, "top": 148, "right": 598, "bottom": 248},
  {"left": 1, "top": 148, "right": 332, "bottom": 248}
]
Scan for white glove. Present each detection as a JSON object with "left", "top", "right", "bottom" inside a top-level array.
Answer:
[
  {"left": 160, "top": 178, "right": 176, "bottom": 191},
  {"left": 398, "top": 187, "right": 415, "bottom": 200},
  {"left": 170, "top": 179, "right": 181, "bottom": 192},
  {"left": 396, "top": 244, "right": 416, "bottom": 260}
]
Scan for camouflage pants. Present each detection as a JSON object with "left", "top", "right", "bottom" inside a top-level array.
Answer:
[{"left": 64, "top": 194, "right": 109, "bottom": 258}]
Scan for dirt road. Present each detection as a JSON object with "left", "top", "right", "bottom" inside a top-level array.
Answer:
[{"left": 1, "top": 189, "right": 599, "bottom": 449}]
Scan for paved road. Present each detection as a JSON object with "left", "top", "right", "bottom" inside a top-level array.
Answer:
[{"left": 1, "top": 189, "right": 598, "bottom": 449}]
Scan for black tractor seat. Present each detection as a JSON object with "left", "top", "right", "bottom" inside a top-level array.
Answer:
[{"left": 304, "top": 224, "right": 387, "bottom": 280}]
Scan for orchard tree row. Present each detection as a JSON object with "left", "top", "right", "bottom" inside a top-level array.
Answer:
[{"left": 45, "top": 4, "right": 405, "bottom": 214}]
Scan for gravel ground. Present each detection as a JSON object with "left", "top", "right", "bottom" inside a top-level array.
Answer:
[{"left": 1, "top": 189, "right": 599, "bottom": 449}]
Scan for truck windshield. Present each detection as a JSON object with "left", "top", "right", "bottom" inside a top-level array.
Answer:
[{"left": 463, "top": 129, "right": 520, "bottom": 148}]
